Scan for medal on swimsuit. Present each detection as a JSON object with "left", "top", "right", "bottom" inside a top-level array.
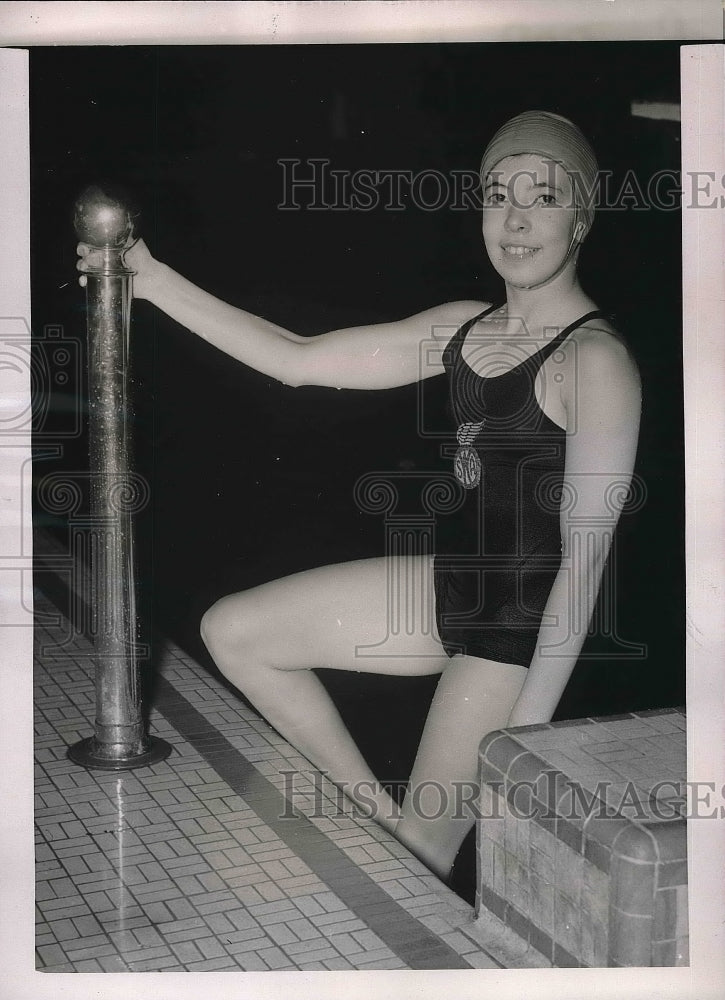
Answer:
[{"left": 454, "top": 421, "right": 485, "bottom": 489}]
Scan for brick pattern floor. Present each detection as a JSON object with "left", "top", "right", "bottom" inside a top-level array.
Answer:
[{"left": 34, "top": 588, "right": 504, "bottom": 973}]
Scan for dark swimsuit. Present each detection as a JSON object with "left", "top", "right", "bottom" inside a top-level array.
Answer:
[{"left": 433, "top": 304, "right": 605, "bottom": 667}]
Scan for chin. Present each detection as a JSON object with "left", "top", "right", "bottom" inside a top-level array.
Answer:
[
  {"left": 495, "top": 253, "right": 567, "bottom": 288},
  {"left": 496, "top": 264, "right": 548, "bottom": 286}
]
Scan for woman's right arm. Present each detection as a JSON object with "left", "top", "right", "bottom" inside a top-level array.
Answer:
[{"left": 77, "top": 240, "right": 486, "bottom": 390}]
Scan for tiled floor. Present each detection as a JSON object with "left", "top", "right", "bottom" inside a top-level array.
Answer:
[{"left": 34, "top": 587, "right": 510, "bottom": 973}]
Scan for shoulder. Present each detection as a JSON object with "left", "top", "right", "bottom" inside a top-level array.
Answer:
[
  {"left": 564, "top": 316, "right": 641, "bottom": 387},
  {"left": 559, "top": 317, "right": 641, "bottom": 426},
  {"left": 434, "top": 298, "right": 493, "bottom": 319},
  {"left": 419, "top": 299, "right": 493, "bottom": 344}
]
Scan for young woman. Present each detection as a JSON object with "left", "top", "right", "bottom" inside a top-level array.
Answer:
[{"left": 77, "top": 111, "right": 641, "bottom": 881}]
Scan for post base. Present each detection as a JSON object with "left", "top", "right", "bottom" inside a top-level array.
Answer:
[{"left": 67, "top": 735, "right": 173, "bottom": 771}]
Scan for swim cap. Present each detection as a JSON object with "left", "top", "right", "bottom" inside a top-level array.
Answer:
[{"left": 480, "top": 110, "right": 598, "bottom": 236}]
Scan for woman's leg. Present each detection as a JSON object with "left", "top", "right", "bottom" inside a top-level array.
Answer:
[
  {"left": 199, "top": 556, "right": 449, "bottom": 832},
  {"left": 396, "top": 655, "right": 528, "bottom": 879}
]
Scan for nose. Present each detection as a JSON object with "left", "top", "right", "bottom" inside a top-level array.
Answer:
[{"left": 504, "top": 204, "right": 530, "bottom": 233}]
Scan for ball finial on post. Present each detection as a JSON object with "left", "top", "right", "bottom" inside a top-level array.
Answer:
[{"left": 73, "top": 185, "right": 137, "bottom": 248}]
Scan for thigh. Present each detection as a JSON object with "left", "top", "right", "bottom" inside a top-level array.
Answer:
[{"left": 211, "top": 555, "right": 450, "bottom": 676}]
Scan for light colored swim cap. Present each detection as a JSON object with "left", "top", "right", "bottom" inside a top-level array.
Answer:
[{"left": 480, "top": 110, "right": 598, "bottom": 236}]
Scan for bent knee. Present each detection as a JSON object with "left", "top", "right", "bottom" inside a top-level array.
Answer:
[{"left": 200, "top": 593, "right": 263, "bottom": 663}]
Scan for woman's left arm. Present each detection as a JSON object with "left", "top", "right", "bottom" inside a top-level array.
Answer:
[{"left": 507, "top": 330, "right": 642, "bottom": 727}]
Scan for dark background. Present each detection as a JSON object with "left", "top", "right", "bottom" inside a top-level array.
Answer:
[{"left": 31, "top": 44, "right": 685, "bottom": 880}]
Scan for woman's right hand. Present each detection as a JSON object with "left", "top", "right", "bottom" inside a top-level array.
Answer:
[{"left": 76, "top": 237, "right": 161, "bottom": 301}]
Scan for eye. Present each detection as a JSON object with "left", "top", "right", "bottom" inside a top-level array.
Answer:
[
  {"left": 484, "top": 191, "right": 506, "bottom": 206},
  {"left": 537, "top": 193, "right": 558, "bottom": 206}
]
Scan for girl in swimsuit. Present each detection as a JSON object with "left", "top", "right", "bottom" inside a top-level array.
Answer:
[{"left": 77, "top": 111, "right": 641, "bottom": 881}]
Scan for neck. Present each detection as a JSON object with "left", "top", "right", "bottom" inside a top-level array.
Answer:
[{"left": 501, "top": 262, "right": 593, "bottom": 335}]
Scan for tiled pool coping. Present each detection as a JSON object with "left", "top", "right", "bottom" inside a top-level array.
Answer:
[{"left": 476, "top": 711, "right": 688, "bottom": 967}]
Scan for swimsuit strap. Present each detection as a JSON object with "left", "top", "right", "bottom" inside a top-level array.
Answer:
[
  {"left": 442, "top": 303, "right": 499, "bottom": 369},
  {"left": 445, "top": 306, "right": 607, "bottom": 376},
  {"left": 530, "top": 309, "right": 606, "bottom": 370}
]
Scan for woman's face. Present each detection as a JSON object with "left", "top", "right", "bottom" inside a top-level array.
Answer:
[{"left": 481, "top": 154, "right": 580, "bottom": 288}]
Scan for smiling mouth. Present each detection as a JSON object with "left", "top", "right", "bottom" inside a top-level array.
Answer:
[{"left": 501, "top": 245, "right": 540, "bottom": 258}]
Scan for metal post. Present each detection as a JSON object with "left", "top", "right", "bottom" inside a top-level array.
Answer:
[{"left": 67, "top": 186, "right": 171, "bottom": 770}]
